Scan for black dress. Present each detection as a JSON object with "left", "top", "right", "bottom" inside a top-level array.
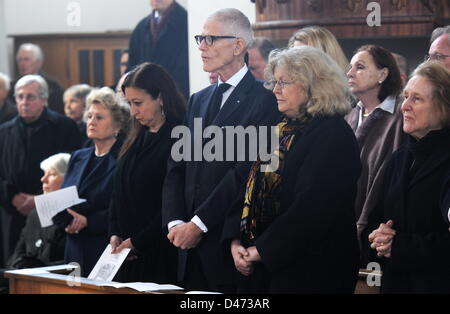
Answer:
[{"left": 109, "top": 122, "right": 178, "bottom": 284}]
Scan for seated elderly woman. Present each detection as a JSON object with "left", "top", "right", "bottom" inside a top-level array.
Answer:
[
  {"left": 345, "top": 45, "right": 406, "bottom": 247},
  {"left": 53, "top": 87, "right": 130, "bottom": 277},
  {"left": 365, "top": 61, "right": 450, "bottom": 293},
  {"left": 63, "top": 84, "right": 93, "bottom": 145},
  {"left": 7, "top": 153, "right": 70, "bottom": 269},
  {"left": 223, "top": 46, "right": 361, "bottom": 293}
]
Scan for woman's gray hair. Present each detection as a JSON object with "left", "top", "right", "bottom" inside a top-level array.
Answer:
[
  {"left": 265, "top": 46, "right": 352, "bottom": 119},
  {"left": 0, "top": 73, "right": 10, "bottom": 93},
  {"left": 14, "top": 74, "right": 49, "bottom": 100},
  {"left": 85, "top": 87, "right": 131, "bottom": 134},
  {"left": 207, "top": 8, "right": 254, "bottom": 49},
  {"left": 40, "top": 153, "right": 71, "bottom": 176},
  {"left": 64, "top": 84, "right": 93, "bottom": 106}
]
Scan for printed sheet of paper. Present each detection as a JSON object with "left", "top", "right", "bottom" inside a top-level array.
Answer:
[
  {"left": 88, "top": 244, "right": 130, "bottom": 282},
  {"left": 98, "top": 282, "right": 183, "bottom": 292},
  {"left": 34, "top": 185, "right": 86, "bottom": 227}
]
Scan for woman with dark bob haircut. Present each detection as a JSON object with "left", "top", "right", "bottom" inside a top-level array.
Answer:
[
  {"left": 364, "top": 61, "right": 450, "bottom": 293},
  {"left": 109, "top": 62, "right": 186, "bottom": 283},
  {"left": 345, "top": 45, "right": 407, "bottom": 249}
]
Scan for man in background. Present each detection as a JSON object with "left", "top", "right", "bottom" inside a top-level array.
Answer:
[
  {"left": 0, "top": 73, "right": 17, "bottom": 125},
  {"left": 247, "top": 37, "right": 275, "bottom": 81},
  {"left": 8, "top": 43, "right": 65, "bottom": 115},
  {"left": 127, "top": 0, "right": 189, "bottom": 99}
]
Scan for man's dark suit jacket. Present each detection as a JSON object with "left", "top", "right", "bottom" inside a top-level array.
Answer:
[
  {"left": 162, "top": 70, "right": 280, "bottom": 289},
  {"left": 127, "top": 1, "right": 189, "bottom": 99}
]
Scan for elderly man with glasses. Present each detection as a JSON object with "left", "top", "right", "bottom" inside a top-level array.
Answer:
[
  {"left": 162, "top": 8, "right": 279, "bottom": 293},
  {"left": 427, "top": 33, "right": 450, "bottom": 69},
  {"left": 0, "top": 75, "right": 81, "bottom": 267}
]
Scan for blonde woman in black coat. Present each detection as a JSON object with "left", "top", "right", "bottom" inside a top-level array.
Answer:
[{"left": 223, "top": 46, "right": 361, "bottom": 293}]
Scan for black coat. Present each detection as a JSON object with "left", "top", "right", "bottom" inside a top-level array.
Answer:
[
  {"left": 109, "top": 123, "right": 179, "bottom": 283},
  {"left": 7, "top": 209, "right": 65, "bottom": 269},
  {"left": 363, "top": 128, "right": 450, "bottom": 293},
  {"left": 0, "top": 108, "right": 81, "bottom": 265},
  {"left": 162, "top": 70, "right": 280, "bottom": 289},
  {"left": 53, "top": 138, "right": 123, "bottom": 277},
  {"left": 127, "top": 2, "right": 189, "bottom": 99},
  {"left": 223, "top": 115, "right": 362, "bottom": 293},
  {"left": 0, "top": 99, "right": 17, "bottom": 125},
  {"left": 441, "top": 171, "right": 450, "bottom": 226}
]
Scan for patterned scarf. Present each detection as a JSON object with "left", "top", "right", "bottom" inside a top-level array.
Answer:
[{"left": 240, "top": 118, "right": 304, "bottom": 247}]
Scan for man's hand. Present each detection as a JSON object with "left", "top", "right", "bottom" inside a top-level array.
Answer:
[
  {"left": 231, "top": 240, "right": 254, "bottom": 276},
  {"left": 167, "top": 222, "right": 203, "bottom": 249},
  {"left": 12, "top": 193, "right": 35, "bottom": 216}
]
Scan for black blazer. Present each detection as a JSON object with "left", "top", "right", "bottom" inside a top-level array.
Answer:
[
  {"left": 109, "top": 123, "right": 178, "bottom": 283},
  {"left": 223, "top": 115, "right": 362, "bottom": 293},
  {"left": 363, "top": 129, "right": 450, "bottom": 293},
  {"left": 162, "top": 70, "right": 280, "bottom": 287},
  {"left": 127, "top": 2, "right": 189, "bottom": 99}
]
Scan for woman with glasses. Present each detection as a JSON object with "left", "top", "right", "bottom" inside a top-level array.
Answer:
[
  {"left": 364, "top": 61, "right": 450, "bottom": 293},
  {"left": 223, "top": 46, "right": 361, "bottom": 293},
  {"left": 345, "top": 45, "right": 406, "bottom": 250}
]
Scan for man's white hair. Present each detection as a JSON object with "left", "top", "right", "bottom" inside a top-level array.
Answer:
[
  {"left": 14, "top": 75, "right": 49, "bottom": 101},
  {"left": 207, "top": 8, "right": 254, "bottom": 50},
  {"left": 0, "top": 72, "right": 11, "bottom": 93},
  {"left": 17, "top": 43, "right": 44, "bottom": 62}
]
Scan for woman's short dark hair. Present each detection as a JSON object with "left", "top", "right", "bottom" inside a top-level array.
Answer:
[
  {"left": 120, "top": 62, "right": 186, "bottom": 158},
  {"left": 356, "top": 45, "right": 402, "bottom": 103}
]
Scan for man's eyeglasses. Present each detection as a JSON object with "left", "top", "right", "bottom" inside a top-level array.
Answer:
[
  {"left": 424, "top": 53, "right": 450, "bottom": 62},
  {"left": 15, "top": 93, "right": 39, "bottom": 102},
  {"left": 194, "top": 35, "right": 237, "bottom": 46},
  {"left": 266, "top": 80, "right": 295, "bottom": 89}
]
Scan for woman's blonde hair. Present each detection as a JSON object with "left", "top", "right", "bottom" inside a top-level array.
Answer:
[
  {"left": 85, "top": 87, "right": 131, "bottom": 135},
  {"left": 288, "top": 26, "right": 349, "bottom": 72},
  {"left": 265, "top": 46, "right": 352, "bottom": 119}
]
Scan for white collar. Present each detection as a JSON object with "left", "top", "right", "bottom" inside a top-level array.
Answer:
[
  {"left": 357, "top": 95, "right": 397, "bottom": 115},
  {"left": 217, "top": 65, "right": 248, "bottom": 88}
]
